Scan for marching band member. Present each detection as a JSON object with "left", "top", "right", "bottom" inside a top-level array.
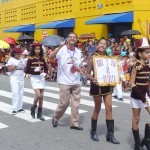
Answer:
[
  {"left": 86, "top": 39, "right": 120, "bottom": 144},
  {"left": 7, "top": 47, "right": 26, "bottom": 115},
  {"left": 130, "top": 37, "right": 150, "bottom": 150},
  {"left": 113, "top": 51, "right": 126, "bottom": 101},
  {"left": 25, "top": 43, "right": 48, "bottom": 121}
]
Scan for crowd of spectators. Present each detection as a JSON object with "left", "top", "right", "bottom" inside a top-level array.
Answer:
[{"left": 0, "top": 35, "right": 140, "bottom": 94}]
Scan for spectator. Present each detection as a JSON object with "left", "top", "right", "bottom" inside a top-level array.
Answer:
[
  {"left": 50, "top": 32, "right": 83, "bottom": 130},
  {"left": 87, "top": 40, "right": 96, "bottom": 56}
]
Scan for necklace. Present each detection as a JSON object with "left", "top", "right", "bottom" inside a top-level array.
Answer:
[
  {"left": 67, "top": 47, "right": 76, "bottom": 64},
  {"left": 67, "top": 49, "right": 75, "bottom": 57}
]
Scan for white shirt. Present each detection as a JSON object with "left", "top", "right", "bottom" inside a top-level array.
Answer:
[
  {"left": 56, "top": 45, "right": 82, "bottom": 85},
  {"left": 118, "top": 60, "right": 126, "bottom": 81},
  {"left": 7, "top": 57, "right": 26, "bottom": 77}
]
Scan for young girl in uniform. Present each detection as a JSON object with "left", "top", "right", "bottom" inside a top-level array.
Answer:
[
  {"left": 130, "top": 37, "right": 150, "bottom": 150},
  {"left": 25, "top": 43, "right": 48, "bottom": 121},
  {"left": 7, "top": 47, "right": 26, "bottom": 115},
  {"left": 86, "top": 39, "right": 120, "bottom": 144}
]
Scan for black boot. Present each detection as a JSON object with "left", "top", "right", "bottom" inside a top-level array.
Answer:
[
  {"left": 106, "top": 120, "right": 120, "bottom": 144},
  {"left": 141, "top": 124, "right": 150, "bottom": 150},
  {"left": 31, "top": 105, "right": 37, "bottom": 118},
  {"left": 90, "top": 119, "right": 99, "bottom": 142},
  {"left": 37, "top": 107, "right": 45, "bottom": 121},
  {"left": 132, "top": 129, "right": 144, "bottom": 150}
]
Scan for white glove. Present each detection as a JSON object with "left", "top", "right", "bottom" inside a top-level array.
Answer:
[
  {"left": 40, "top": 72, "right": 46, "bottom": 77},
  {"left": 34, "top": 67, "right": 40, "bottom": 72}
]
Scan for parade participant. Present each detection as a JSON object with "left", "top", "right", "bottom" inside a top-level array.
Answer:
[
  {"left": 21, "top": 49, "right": 29, "bottom": 78},
  {"left": 50, "top": 32, "right": 83, "bottom": 130},
  {"left": 25, "top": 43, "right": 48, "bottom": 121},
  {"left": 7, "top": 47, "right": 26, "bottom": 115},
  {"left": 130, "top": 37, "right": 150, "bottom": 150},
  {"left": 86, "top": 39, "right": 120, "bottom": 144},
  {"left": 113, "top": 51, "right": 125, "bottom": 101}
]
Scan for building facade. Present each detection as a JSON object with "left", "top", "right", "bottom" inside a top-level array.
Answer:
[{"left": 0, "top": 0, "right": 149, "bottom": 41}]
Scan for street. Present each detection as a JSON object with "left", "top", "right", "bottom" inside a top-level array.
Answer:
[{"left": 0, "top": 74, "right": 149, "bottom": 150}]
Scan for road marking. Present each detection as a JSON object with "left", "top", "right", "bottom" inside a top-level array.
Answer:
[
  {"left": 45, "top": 86, "right": 131, "bottom": 104},
  {"left": 0, "top": 101, "right": 51, "bottom": 122},
  {"left": 24, "top": 88, "right": 118, "bottom": 109},
  {"left": 45, "top": 86, "right": 89, "bottom": 97},
  {"left": 0, "top": 122, "right": 9, "bottom": 129},
  {"left": 0, "top": 90, "right": 87, "bottom": 115}
]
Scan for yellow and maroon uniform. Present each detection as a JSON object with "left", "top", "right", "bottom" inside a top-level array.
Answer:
[
  {"left": 131, "top": 60, "right": 150, "bottom": 102},
  {"left": 25, "top": 57, "right": 48, "bottom": 75}
]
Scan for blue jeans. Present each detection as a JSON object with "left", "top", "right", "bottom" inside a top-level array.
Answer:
[{"left": 81, "top": 75, "right": 87, "bottom": 86}]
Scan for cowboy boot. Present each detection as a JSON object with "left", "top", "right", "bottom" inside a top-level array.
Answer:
[
  {"left": 90, "top": 119, "right": 99, "bottom": 141},
  {"left": 141, "top": 124, "right": 150, "bottom": 150},
  {"left": 37, "top": 107, "right": 45, "bottom": 121},
  {"left": 132, "top": 129, "right": 144, "bottom": 150},
  {"left": 106, "top": 120, "right": 120, "bottom": 144},
  {"left": 30, "top": 105, "right": 37, "bottom": 118}
]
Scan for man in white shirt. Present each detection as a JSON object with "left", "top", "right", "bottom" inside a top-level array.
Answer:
[{"left": 49, "top": 32, "right": 83, "bottom": 130}]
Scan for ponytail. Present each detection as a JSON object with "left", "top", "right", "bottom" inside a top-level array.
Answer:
[{"left": 135, "top": 48, "right": 145, "bottom": 60}]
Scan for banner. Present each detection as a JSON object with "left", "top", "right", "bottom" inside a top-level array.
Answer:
[
  {"left": 93, "top": 55, "right": 120, "bottom": 86},
  {"left": 42, "top": 30, "right": 48, "bottom": 39}
]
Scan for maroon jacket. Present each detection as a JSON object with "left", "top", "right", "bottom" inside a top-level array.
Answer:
[
  {"left": 131, "top": 60, "right": 150, "bottom": 102},
  {"left": 25, "top": 57, "right": 48, "bottom": 75}
]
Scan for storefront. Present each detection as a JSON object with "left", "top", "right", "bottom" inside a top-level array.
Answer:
[
  {"left": 0, "top": 0, "right": 149, "bottom": 41},
  {"left": 85, "top": 11, "right": 133, "bottom": 37},
  {"left": 36, "top": 18, "right": 75, "bottom": 38}
]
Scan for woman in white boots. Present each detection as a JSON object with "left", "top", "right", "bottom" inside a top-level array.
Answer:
[{"left": 7, "top": 47, "right": 26, "bottom": 115}]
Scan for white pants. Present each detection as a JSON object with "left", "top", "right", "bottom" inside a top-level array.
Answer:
[
  {"left": 10, "top": 76, "right": 24, "bottom": 111},
  {"left": 113, "top": 83, "right": 122, "bottom": 98}
]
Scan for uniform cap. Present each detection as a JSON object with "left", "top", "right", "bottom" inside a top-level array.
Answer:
[
  {"left": 135, "top": 37, "right": 150, "bottom": 49},
  {"left": 32, "top": 43, "right": 42, "bottom": 47},
  {"left": 13, "top": 47, "right": 23, "bottom": 53}
]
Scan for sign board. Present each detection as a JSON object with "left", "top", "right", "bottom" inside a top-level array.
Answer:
[
  {"left": 42, "top": 30, "right": 48, "bottom": 39},
  {"left": 93, "top": 55, "right": 120, "bottom": 86}
]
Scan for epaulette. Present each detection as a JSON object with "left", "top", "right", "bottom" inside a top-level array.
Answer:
[
  {"left": 134, "top": 60, "right": 143, "bottom": 71},
  {"left": 147, "top": 63, "right": 150, "bottom": 68}
]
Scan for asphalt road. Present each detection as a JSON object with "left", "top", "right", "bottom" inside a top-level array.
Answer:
[{"left": 0, "top": 74, "right": 149, "bottom": 150}]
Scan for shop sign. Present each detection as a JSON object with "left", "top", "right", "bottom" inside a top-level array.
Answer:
[{"left": 42, "top": 30, "right": 48, "bottom": 39}]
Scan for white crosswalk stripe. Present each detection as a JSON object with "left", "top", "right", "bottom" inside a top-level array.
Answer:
[
  {"left": 0, "top": 86, "right": 131, "bottom": 130},
  {"left": 0, "top": 101, "right": 51, "bottom": 122},
  {"left": 0, "top": 90, "right": 87, "bottom": 115},
  {"left": 0, "top": 122, "right": 9, "bottom": 129},
  {"left": 45, "top": 86, "right": 131, "bottom": 104},
  {"left": 45, "top": 86, "right": 89, "bottom": 97},
  {"left": 24, "top": 88, "right": 118, "bottom": 109}
]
